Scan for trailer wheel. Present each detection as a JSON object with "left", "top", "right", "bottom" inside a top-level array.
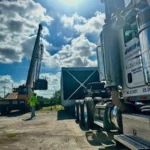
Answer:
[
  {"left": 6, "top": 107, "right": 10, "bottom": 115},
  {"left": 84, "top": 97, "right": 95, "bottom": 129},
  {"left": 20, "top": 106, "right": 27, "bottom": 113},
  {"left": 75, "top": 100, "right": 80, "bottom": 123},
  {"left": 79, "top": 100, "right": 85, "bottom": 125},
  {"left": 84, "top": 102, "right": 88, "bottom": 125},
  {"left": 0, "top": 108, "right": 6, "bottom": 116},
  {"left": 23, "top": 104, "right": 30, "bottom": 113}
]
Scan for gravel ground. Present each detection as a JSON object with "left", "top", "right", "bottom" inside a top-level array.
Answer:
[{"left": 0, "top": 110, "right": 117, "bottom": 150}]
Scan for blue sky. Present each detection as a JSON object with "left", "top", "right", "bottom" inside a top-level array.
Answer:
[{"left": 0, "top": 0, "right": 105, "bottom": 98}]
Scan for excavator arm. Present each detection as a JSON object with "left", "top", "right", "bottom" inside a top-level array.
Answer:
[
  {"left": 26, "top": 24, "right": 47, "bottom": 90},
  {"left": 26, "top": 24, "right": 43, "bottom": 88}
]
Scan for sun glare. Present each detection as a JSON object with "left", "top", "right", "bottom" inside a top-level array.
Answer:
[{"left": 60, "top": 0, "right": 80, "bottom": 5}]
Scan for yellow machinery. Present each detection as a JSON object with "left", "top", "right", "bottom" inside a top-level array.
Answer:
[{"left": 0, "top": 24, "right": 47, "bottom": 115}]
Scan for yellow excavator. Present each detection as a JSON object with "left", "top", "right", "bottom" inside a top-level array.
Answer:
[{"left": 0, "top": 24, "right": 47, "bottom": 115}]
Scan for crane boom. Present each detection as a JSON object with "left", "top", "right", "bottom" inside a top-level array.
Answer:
[
  {"left": 0, "top": 24, "right": 47, "bottom": 116},
  {"left": 26, "top": 24, "right": 43, "bottom": 88},
  {"left": 35, "top": 43, "right": 44, "bottom": 81}
]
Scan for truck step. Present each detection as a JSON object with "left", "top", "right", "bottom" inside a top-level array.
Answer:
[
  {"left": 114, "top": 134, "right": 150, "bottom": 150},
  {"left": 94, "top": 120, "right": 104, "bottom": 128}
]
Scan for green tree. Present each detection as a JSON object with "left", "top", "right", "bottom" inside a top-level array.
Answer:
[{"left": 50, "top": 90, "right": 61, "bottom": 105}]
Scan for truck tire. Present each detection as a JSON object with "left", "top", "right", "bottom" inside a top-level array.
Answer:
[
  {"left": 20, "top": 106, "right": 27, "bottom": 113},
  {"left": 79, "top": 100, "right": 85, "bottom": 125},
  {"left": 24, "top": 104, "right": 30, "bottom": 113},
  {"left": 75, "top": 100, "right": 80, "bottom": 122},
  {"left": 6, "top": 107, "right": 10, "bottom": 115},
  {"left": 84, "top": 97, "right": 95, "bottom": 129},
  {"left": 1, "top": 107, "right": 10, "bottom": 115},
  {"left": 0, "top": 107, "right": 7, "bottom": 116},
  {"left": 94, "top": 97, "right": 103, "bottom": 105}
]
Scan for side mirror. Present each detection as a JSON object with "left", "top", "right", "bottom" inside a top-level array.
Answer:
[
  {"left": 125, "top": 30, "right": 133, "bottom": 36},
  {"left": 125, "top": 30, "right": 138, "bottom": 38}
]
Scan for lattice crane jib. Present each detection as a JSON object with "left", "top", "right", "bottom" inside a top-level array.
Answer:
[{"left": 26, "top": 24, "right": 43, "bottom": 88}]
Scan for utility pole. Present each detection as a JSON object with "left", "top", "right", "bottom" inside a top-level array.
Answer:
[
  {"left": 12, "top": 83, "right": 13, "bottom": 92},
  {"left": 3, "top": 86, "right": 6, "bottom": 98}
]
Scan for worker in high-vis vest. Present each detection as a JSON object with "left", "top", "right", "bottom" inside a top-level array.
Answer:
[{"left": 28, "top": 93, "right": 38, "bottom": 119}]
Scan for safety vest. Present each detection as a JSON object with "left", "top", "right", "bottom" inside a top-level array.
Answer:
[{"left": 28, "top": 96, "right": 38, "bottom": 107}]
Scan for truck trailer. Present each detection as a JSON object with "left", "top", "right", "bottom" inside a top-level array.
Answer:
[
  {"left": 61, "top": 67, "right": 100, "bottom": 114},
  {"left": 62, "top": 0, "right": 150, "bottom": 149}
]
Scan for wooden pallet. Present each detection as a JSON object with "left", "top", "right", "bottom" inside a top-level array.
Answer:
[{"left": 114, "top": 135, "right": 150, "bottom": 150}]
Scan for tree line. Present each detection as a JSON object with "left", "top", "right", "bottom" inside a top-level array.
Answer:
[
  {"left": 38, "top": 90, "right": 61, "bottom": 106},
  {"left": 0, "top": 90, "right": 61, "bottom": 106}
]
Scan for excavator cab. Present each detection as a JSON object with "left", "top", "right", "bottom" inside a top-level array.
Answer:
[
  {"left": 17, "top": 85, "right": 33, "bottom": 102},
  {"left": 18, "top": 85, "right": 33, "bottom": 95},
  {"left": 34, "top": 79, "right": 48, "bottom": 90}
]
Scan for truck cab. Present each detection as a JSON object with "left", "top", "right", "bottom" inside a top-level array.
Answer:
[{"left": 74, "top": 1, "right": 150, "bottom": 149}]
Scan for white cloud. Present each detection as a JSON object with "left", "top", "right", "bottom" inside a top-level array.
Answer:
[
  {"left": 42, "top": 26, "right": 50, "bottom": 37},
  {"left": 61, "top": 13, "right": 86, "bottom": 28},
  {"left": 61, "top": 14, "right": 74, "bottom": 28},
  {"left": 0, "top": 0, "right": 53, "bottom": 63},
  {"left": 0, "top": 45, "right": 23, "bottom": 63},
  {"left": 42, "top": 34, "right": 97, "bottom": 68},
  {"left": 61, "top": 11, "right": 105, "bottom": 35},
  {"left": 64, "top": 36, "right": 72, "bottom": 42},
  {"left": 74, "top": 11, "right": 105, "bottom": 34},
  {"left": 0, "top": 73, "right": 60, "bottom": 98},
  {"left": 21, "top": 35, "right": 52, "bottom": 59},
  {"left": 71, "top": 34, "right": 96, "bottom": 56},
  {"left": 0, "top": 75, "right": 26, "bottom": 98},
  {"left": 35, "top": 72, "right": 61, "bottom": 98}
]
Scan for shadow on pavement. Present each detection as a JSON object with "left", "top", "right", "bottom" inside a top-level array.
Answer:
[
  {"left": 22, "top": 118, "right": 31, "bottom": 121},
  {"left": 0, "top": 110, "right": 25, "bottom": 117},
  {"left": 85, "top": 129, "right": 118, "bottom": 150},
  {"left": 22, "top": 117, "right": 37, "bottom": 121},
  {"left": 79, "top": 123, "right": 89, "bottom": 131},
  {"left": 57, "top": 110, "right": 118, "bottom": 149},
  {"left": 57, "top": 110, "right": 75, "bottom": 120}
]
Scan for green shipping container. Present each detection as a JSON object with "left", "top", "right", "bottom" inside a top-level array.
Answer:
[{"left": 61, "top": 67, "right": 100, "bottom": 107}]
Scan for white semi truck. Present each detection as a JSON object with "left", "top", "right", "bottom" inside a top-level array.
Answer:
[{"left": 74, "top": 0, "right": 150, "bottom": 149}]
